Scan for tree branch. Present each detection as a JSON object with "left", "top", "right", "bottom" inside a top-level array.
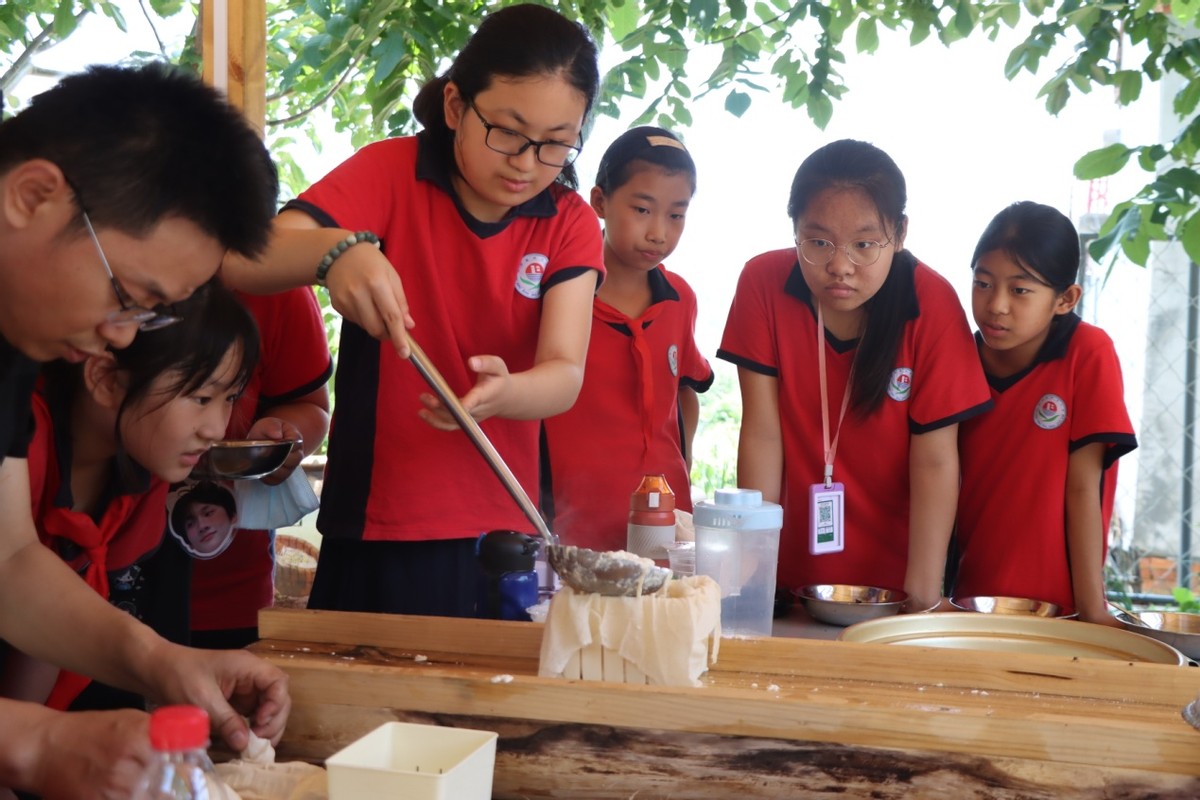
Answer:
[
  {"left": 267, "top": 53, "right": 365, "bottom": 127},
  {"left": 0, "top": 9, "right": 89, "bottom": 95},
  {"left": 136, "top": 0, "right": 170, "bottom": 58}
]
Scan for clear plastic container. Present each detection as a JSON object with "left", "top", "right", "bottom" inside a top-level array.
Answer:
[
  {"left": 135, "top": 705, "right": 217, "bottom": 799},
  {"left": 694, "top": 488, "right": 783, "bottom": 638},
  {"left": 662, "top": 541, "right": 696, "bottom": 577}
]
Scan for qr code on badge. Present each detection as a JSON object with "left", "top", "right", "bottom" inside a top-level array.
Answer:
[{"left": 818, "top": 500, "right": 833, "bottom": 524}]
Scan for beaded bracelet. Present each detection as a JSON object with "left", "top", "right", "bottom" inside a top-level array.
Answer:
[{"left": 315, "top": 231, "right": 380, "bottom": 286}]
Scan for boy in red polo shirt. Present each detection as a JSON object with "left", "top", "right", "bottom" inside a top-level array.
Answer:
[{"left": 541, "top": 127, "right": 713, "bottom": 551}]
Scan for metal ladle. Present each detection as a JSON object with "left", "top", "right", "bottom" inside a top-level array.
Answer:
[{"left": 406, "top": 335, "right": 671, "bottom": 597}]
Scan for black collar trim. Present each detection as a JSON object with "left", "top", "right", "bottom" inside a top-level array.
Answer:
[{"left": 414, "top": 131, "right": 557, "bottom": 238}]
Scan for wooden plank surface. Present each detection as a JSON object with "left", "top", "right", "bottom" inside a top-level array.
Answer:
[
  {"left": 276, "top": 702, "right": 1200, "bottom": 800},
  {"left": 256, "top": 608, "right": 1200, "bottom": 795}
]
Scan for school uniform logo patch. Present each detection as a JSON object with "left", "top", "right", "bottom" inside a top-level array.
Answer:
[
  {"left": 887, "top": 367, "right": 913, "bottom": 401},
  {"left": 668, "top": 344, "right": 679, "bottom": 377},
  {"left": 1034, "top": 394, "right": 1067, "bottom": 430},
  {"left": 516, "top": 253, "right": 549, "bottom": 299}
]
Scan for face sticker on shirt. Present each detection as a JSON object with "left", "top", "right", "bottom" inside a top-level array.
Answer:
[
  {"left": 668, "top": 344, "right": 679, "bottom": 377},
  {"left": 516, "top": 253, "right": 549, "bottom": 299},
  {"left": 1034, "top": 393, "right": 1067, "bottom": 430},
  {"left": 166, "top": 479, "right": 239, "bottom": 560},
  {"left": 887, "top": 367, "right": 913, "bottom": 402}
]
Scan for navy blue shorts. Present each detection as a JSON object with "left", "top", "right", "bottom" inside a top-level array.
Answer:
[{"left": 307, "top": 537, "right": 479, "bottom": 617}]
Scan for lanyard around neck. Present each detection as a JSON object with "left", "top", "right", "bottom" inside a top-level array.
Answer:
[{"left": 817, "top": 301, "right": 852, "bottom": 488}]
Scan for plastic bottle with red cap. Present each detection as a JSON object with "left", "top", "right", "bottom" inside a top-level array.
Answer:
[
  {"left": 626, "top": 474, "right": 676, "bottom": 561},
  {"left": 135, "top": 705, "right": 218, "bottom": 799}
]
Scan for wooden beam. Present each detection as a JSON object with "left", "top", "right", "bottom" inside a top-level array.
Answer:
[
  {"left": 256, "top": 608, "right": 1200, "bottom": 790},
  {"left": 200, "top": 0, "right": 266, "bottom": 134}
]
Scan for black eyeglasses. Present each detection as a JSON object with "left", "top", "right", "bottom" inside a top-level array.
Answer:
[
  {"left": 469, "top": 105, "right": 582, "bottom": 168},
  {"left": 79, "top": 211, "right": 181, "bottom": 331},
  {"left": 796, "top": 237, "right": 893, "bottom": 268}
]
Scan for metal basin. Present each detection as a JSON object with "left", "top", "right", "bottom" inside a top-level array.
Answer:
[
  {"left": 951, "top": 595, "right": 1063, "bottom": 617},
  {"left": 840, "top": 612, "right": 1187, "bottom": 664},
  {"left": 194, "top": 439, "right": 296, "bottom": 480},
  {"left": 795, "top": 584, "right": 908, "bottom": 627},
  {"left": 1117, "top": 610, "right": 1200, "bottom": 660}
]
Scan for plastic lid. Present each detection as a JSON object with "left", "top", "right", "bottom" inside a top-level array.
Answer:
[
  {"left": 477, "top": 530, "right": 538, "bottom": 574},
  {"left": 630, "top": 475, "right": 676, "bottom": 512},
  {"left": 693, "top": 488, "right": 783, "bottom": 530},
  {"left": 149, "top": 705, "right": 210, "bottom": 752}
]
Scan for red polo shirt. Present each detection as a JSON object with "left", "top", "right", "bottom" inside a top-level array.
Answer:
[
  {"left": 719, "top": 249, "right": 991, "bottom": 592},
  {"left": 542, "top": 265, "right": 713, "bottom": 551},
  {"left": 956, "top": 317, "right": 1137, "bottom": 613},
  {"left": 288, "top": 133, "right": 604, "bottom": 542}
]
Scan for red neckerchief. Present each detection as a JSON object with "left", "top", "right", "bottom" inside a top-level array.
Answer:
[
  {"left": 40, "top": 494, "right": 140, "bottom": 711},
  {"left": 592, "top": 297, "right": 665, "bottom": 457}
]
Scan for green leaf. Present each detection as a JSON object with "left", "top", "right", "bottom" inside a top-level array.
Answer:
[
  {"left": 147, "top": 0, "right": 185, "bottom": 16},
  {"left": 1115, "top": 70, "right": 1143, "bottom": 106},
  {"left": 608, "top": 0, "right": 641, "bottom": 42},
  {"left": 1181, "top": 212, "right": 1200, "bottom": 265},
  {"left": 300, "top": 33, "right": 335, "bottom": 69},
  {"left": 306, "top": 0, "right": 331, "bottom": 20},
  {"left": 808, "top": 90, "right": 833, "bottom": 129},
  {"left": 1137, "top": 144, "right": 1168, "bottom": 170},
  {"left": 53, "top": 2, "right": 79, "bottom": 39},
  {"left": 371, "top": 30, "right": 409, "bottom": 83},
  {"left": 724, "top": 88, "right": 751, "bottom": 117},
  {"left": 855, "top": 17, "right": 879, "bottom": 54},
  {"left": 1043, "top": 80, "right": 1070, "bottom": 114},
  {"left": 1174, "top": 586, "right": 1200, "bottom": 612},
  {"left": 687, "top": 0, "right": 721, "bottom": 31},
  {"left": 1175, "top": 78, "right": 1200, "bottom": 117},
  {"left": 954, "top": 0, "right": 976, "bottom": 37},
  {"left": 1073, "top": 143, "right": 1133, "bottom": 179},
  {"left": 999, "top": 2, "right": 1020, "bottom": 27}
]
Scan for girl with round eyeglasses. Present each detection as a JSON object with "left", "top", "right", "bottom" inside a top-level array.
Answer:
[
  {"left": 719, "top": 139, "right": 992, "bottom": 614},
  {"left": 222, "top": 4, "right": 604, "bottom": 618}
]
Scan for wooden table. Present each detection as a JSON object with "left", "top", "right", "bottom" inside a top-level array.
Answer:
[{"left": 255, "top": 606, "right": 1200, "bottom": 799}]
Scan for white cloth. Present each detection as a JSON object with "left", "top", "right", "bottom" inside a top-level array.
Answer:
[
  {"left": 538, "top": 575, "right": 721, "bottom": 687},
  {"left": 233, "top": 469, "right": 320, "bottom": 530},
  {"left": 211, "top": 731, "right": 328, "bottom": 800}
]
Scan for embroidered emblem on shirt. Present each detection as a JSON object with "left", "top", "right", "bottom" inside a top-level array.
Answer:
[
  {"left": 516, "top": 253, "right": 549, "bottom": 299},
  {"left": 887, "top": 367, "right": 913, "bottom": 401},
  {"left": 668, "top": 344, "right": 679, "bottom": 377},
  {"left": 1034, "top": 393, "right": 1067, "bottom": 430}
]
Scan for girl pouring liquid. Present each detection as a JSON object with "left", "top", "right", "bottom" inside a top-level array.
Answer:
[
  {"left": 954, "top": 201, "right": 1137, "bottom": 624},
  {"left": 719, "top": 139, "right": 991, "bottom": 613},
  {"left": 220, "top": 4, "right": 604, "bottom": 617}
]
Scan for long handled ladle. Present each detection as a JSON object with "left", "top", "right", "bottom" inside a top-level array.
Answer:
[{"left": 406, "top": 335, "right": 670, "bottom": 597}]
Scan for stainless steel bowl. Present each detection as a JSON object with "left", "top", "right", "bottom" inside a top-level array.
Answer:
[
  {"left": 194, "top": 439, "right": 296, "bottom": 480},
  {"left": 795, "top": 584, "right": 908, "bottom": 627},
  {"left": 1117, "top": 610, "right": 1200, "bottom": 660},
  {"left": 950, "top": 595, "right": 1062, "bottom": 617}
]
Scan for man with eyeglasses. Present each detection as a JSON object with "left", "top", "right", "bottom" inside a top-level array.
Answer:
[{"left": 0, "top": 64, "right": 288, "bottom": 798}]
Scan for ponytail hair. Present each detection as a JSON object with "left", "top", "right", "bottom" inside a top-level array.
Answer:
[
  {"left": 412, "top": 4, "right": 599, "bottom": 190},
  {"left": 788, "top": 139, "right": 911, "bottom": 415}
]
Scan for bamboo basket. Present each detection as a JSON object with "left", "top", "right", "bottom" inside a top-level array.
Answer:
[{"left": 274, "top": 534, "right": 319, "bottom": 599}]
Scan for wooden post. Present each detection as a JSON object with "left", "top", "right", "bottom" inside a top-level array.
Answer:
[{"left": 200, "top": 0, "right": 266, "bottom": 134}]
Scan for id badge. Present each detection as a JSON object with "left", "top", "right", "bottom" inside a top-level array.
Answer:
[{"left": 809, "top": 482, "right": 845, "bottom": 555}]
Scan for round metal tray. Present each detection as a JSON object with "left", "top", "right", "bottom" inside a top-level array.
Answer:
[{"left": 839, "top": 612, "right": 1187, "bottom": 665}]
